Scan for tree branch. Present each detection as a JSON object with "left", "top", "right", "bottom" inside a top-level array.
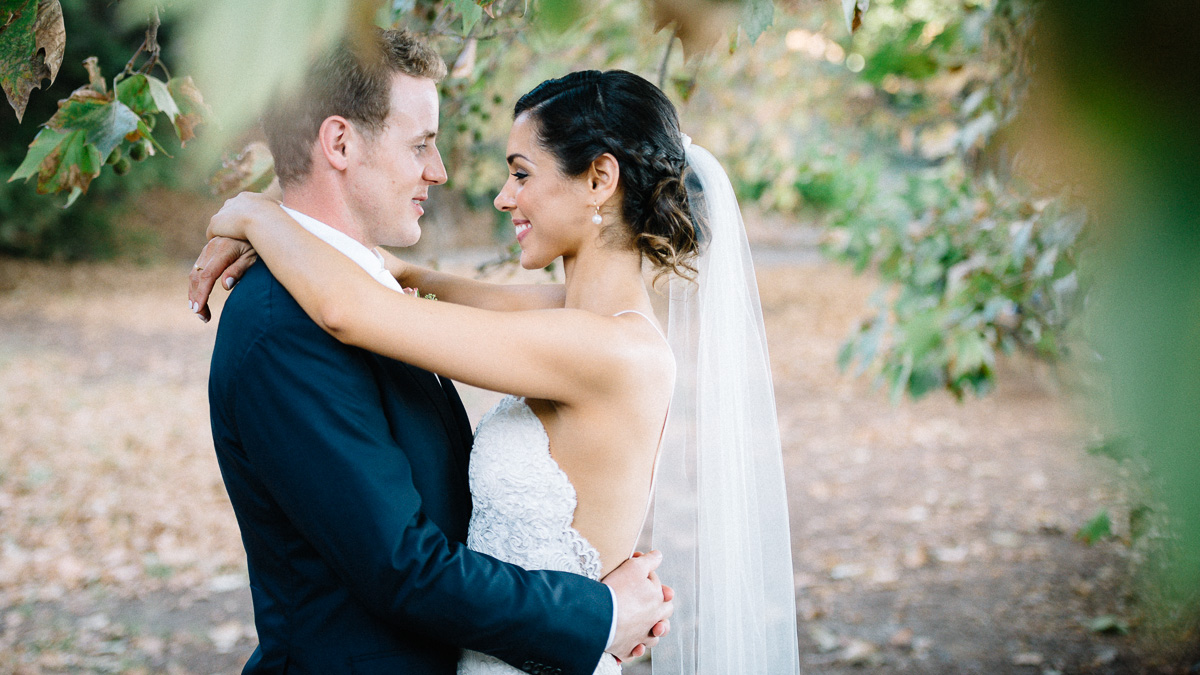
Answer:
[{"left": 658, "top": 26, "right": 678, "bottom": 89}]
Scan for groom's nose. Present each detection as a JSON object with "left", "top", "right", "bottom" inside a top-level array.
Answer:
[{"left": 424, "top": 146, "right": 447, "bottom": 185}]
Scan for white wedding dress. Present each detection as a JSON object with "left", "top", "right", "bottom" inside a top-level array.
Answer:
[{"left": 456, "top": 394, "right": 622, "bottom": 675}]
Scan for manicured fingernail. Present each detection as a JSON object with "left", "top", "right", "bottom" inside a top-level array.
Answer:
[
  {"left": 224, "top": 277, "right": 234, "bottom": 290},
  {"left": 201, "top": 314, "right": 210, "bottom": 324},
  {"left": 189, "top": 301, "right": 197, "bottom": 312}
]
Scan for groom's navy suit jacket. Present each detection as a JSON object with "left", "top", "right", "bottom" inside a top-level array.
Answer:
[{"left": 209, "top": 263, "right": 612, "bottom": 674}]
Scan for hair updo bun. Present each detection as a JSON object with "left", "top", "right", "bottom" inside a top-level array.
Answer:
[{"left": 514, "top": 70, "right": 701, "bottom": 281}]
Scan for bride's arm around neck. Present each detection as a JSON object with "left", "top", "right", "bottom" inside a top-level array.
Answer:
[
  {"left": 379, "top": 248, "right": 566, "bottom": 312},
  {"left": 209, "top": 200, "right": 656, "bottom": 407}
]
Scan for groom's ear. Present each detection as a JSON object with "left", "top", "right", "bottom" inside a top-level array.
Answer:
[
  {"left": 588, "top": 153, "right": 620, "bottom": 201},
  {"left": 316, "top": 116, "right": 353, "bottom": 172}
]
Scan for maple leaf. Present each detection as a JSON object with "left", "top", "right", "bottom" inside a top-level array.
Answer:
[
  {"left": 167, "top": 75, "right": 209, "bottom": 147},
  {"left": 0, "top": 0, "right": 65, "bottom": 122},
  {"left": 210, "top": 141, "right": 275, "bottom": 195},
  {"left": 8, "top": 57, "right": 138, "bottom": 200}
]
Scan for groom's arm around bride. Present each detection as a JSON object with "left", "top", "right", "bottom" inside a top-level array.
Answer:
[{"left": 210, "top": 265, "right": 662, "bottom": 674}]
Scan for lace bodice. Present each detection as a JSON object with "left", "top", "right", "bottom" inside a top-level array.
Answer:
[{"left": 458, "top": 395, "right": 620, "bottom": 675}]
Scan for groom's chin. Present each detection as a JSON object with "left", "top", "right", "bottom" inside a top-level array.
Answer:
[{"left": 386, "top": 226, "right": 422, "bottom": 248}]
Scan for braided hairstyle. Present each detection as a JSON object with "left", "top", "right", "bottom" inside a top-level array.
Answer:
[{"left": 514, "top": 70, "right": 701, "bottom": 280}]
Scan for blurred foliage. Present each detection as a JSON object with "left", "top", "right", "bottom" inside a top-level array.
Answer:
[
  {"left": 2, "top": 0, "right": 785, "bottom": 248},
  {"left": 1032, "top": 0, "right": 1200, "bottom": 648},
  {"left": 832, "top": 164, "right": 1083, "bottom": 401},
  {"left": 0, "top": 0, "right": 1090, "bottom": 405},
  {"left": 771, "top": 0, "right": 1087, "bottom": 402},
  {"left": 3, "top": 5, "right": 206, "bottom": 204},
  {"left": 0, "top": 0, "right": 192, "bottom": 258}
]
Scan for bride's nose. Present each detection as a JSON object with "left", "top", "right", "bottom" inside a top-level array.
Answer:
[{"left": 494, "top": 180, "right": 516, "bottom": 212}]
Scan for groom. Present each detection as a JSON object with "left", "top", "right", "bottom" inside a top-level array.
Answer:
[{"left": 190, "top": 29, "right": 671, "bottom": 674}]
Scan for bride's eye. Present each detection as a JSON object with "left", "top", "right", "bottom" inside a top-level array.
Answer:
[{"left": 511, "top": 170, "right": 528, "bottom": 181}]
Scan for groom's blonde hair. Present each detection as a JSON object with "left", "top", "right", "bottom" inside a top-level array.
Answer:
[{"left": 264, "top": 28, "right": 447, "bottom": 187}]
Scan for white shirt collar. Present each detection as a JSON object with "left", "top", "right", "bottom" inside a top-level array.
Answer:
[{"left": 279, "top": 205, "right": 403, "bottom": 292}]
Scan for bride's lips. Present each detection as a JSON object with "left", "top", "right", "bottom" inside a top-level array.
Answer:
[{"left": 514, "top": 220, "right": 532, "bottom": 243}]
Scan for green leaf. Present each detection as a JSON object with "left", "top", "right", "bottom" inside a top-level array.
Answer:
[
  {"left": 61, "top": 184, "right": 82, "bottom": 208},
  {"left": 453, "top": 0, "right": 484, "bottom": 37},
  {"left": 115, "top": 73, "right": 155, "bottom": 116},
  {"left": 29, "top": 127, "right": 103, "bottom": 196},
  {"left": 950, "top": 331, "right": 991, "bottom": 379},
  {"left": 740, "top": 0, "right": 773, "bottom": 44},
  {"left": 48, "top": 95, "right": 141, "bottom": 162},
  {"left": 1075, "top": 509, "right": 1113, "bottom": 546},
  {"left": 536, "top": 0, "right": 583, "bottom": 33},
  {"left": 131, "top": 116, "right": 170, "bottom": 157},
  {"left": 8, "top": 125, "right": 66, "bottom": 182},
  {"left": 146, "top": 75, "right": 181, "bottom": 121},
  {"left": 0, "top": 0, "right": 64, "bottom": 122}
]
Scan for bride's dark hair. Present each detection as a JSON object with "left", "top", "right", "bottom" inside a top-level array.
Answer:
[{"left": 514, "top": 70, "right": 700, "bottom": 280}]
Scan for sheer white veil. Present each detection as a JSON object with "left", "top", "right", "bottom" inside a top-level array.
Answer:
[{"left": 651, "top": 137, "right": 801, "bottom": 674}]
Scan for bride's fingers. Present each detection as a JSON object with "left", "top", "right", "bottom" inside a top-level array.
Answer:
[
  {"left": 188, "top": 237, "right": 256, "bottom": 322},
  {"left": 651, "top": 619, "right": 670, "bottom": 638},
  {"left": 661, "top": 583, "right": 674, "bottom": 602},
  {"left": 630, "top": 644, "right": 646, "bottom": 659},
  {"left": 221, "top": 249, "right": 258, "bottom": 291}
]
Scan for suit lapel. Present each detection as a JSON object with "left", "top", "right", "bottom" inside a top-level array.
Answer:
[
  {"left": 387, "top": 359, "right": 471, "bottom": 478},
  {"left": 438, "top": 376, "right": 474, "bottom": 452}
]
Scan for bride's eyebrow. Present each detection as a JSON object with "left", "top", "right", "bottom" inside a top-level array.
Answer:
[{"left": 506, "top": 153, "right": 530, "bottom": 165}]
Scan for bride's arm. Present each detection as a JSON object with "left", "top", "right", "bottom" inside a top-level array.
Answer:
[
  {"left": 187, "top": 217, "right": 564, "bottom": 317},
  {"left": 208, "top": 195, "right": 643, "bottom": 404},
  {"left": 379, "top": 249, "right": 565, "bottom": 311}
]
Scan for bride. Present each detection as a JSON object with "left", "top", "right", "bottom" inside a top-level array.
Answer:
[{"left": 191, "top": 69, "right": 799, "bottom": 675}]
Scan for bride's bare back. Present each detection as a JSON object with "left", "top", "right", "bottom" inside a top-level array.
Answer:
[{"left": 526, "top": 312, "right": 673, "bottom": 577}]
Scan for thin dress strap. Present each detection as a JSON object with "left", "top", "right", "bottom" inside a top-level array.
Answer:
[
  {"left": 613, "top": 309, "right": 668, "bottom": 344},
  {"left": 613, "top": 309, "right": 672, "bottom": 557}
]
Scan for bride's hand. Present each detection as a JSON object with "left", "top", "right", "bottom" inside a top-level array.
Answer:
[
  {"left": 206, "top": 191, "right": 280, "bottom": 241},
  {"left": 188, "top": 236, "right": 258, "bottom": 322},
  {"left": 378, "top": 248, "right": 412, "bottom": 287},
  {"left": 188, "top": 191, "right": 282, "bottom": 321}
]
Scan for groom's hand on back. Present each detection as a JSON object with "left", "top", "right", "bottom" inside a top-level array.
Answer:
[{"left": 602, "top": 549, "right": 674, "bottom": 661}]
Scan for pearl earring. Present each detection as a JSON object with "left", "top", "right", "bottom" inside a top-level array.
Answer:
[{"left": 592, "top": 204, "right": 603, "bottom": 226}]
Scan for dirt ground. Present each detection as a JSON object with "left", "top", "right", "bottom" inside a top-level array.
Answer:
[{"left": 0, "top": 253, "right": 1196, "bottom": 674}]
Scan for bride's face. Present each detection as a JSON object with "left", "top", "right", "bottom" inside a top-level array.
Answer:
[{"left": 494, "top": 114, "right": 595, "bottom": 269}]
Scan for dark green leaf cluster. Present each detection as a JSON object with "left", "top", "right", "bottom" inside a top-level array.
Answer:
[{"left": 8, "top": 56, "right": 207, "bottom": 207}]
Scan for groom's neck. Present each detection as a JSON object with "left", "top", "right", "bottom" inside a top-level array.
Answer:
[{"left": 280, "top": 182, "right": 374, "bottom": 249}]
